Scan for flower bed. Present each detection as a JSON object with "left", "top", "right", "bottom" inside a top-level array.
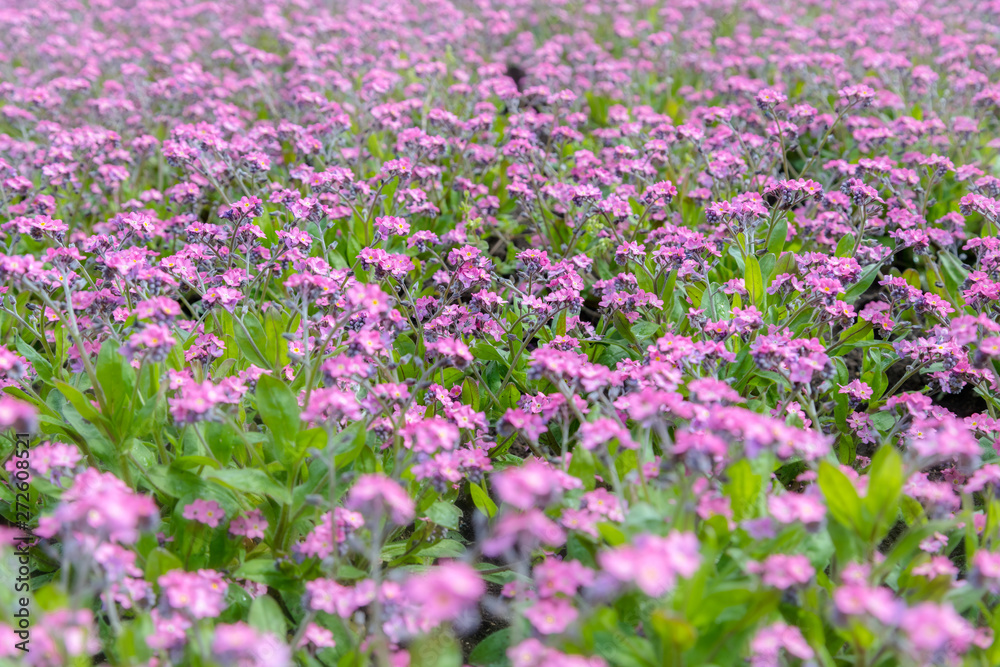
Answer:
[{"left": 2, "top": 0, "right": 1000, "bottom": 665}]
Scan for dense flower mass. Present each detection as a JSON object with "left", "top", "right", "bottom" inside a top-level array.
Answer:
[{"left": 3, "top": 0, "right": 1000, "bottom": 665}]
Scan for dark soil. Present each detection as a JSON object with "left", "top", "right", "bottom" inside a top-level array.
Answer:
[
  {"left": 883, "top": 360, "right": 986, "bottom": 418},
  {"left": 455, "top": 490, "right": 511, "bottom": 661}
]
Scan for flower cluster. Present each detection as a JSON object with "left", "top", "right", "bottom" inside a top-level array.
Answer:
[{"left": 3, "top": 0, "right": 1000, "bottom": 665}]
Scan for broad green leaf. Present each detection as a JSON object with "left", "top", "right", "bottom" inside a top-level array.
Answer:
[
  {"left": 425, "top": 501, "right": 462, "bottom": 531},
  {"left": 613, "top": 312, "right": 639, "bottom": 346},
  {"left": 203, "top": 468, "right": 291, "bottom": 504},
  {"left": 414, "top": 538, "right": 466, "bottom": 559},
  {"left": 568, "top": 446, "right": 597, "bottom": 491},
  {"left": 598, "top": 522, "right": 626, "bottom": 546},
  {"left": 468, "top": 628, "right": 512, "bottom": 667},
  {"left": 744, "top": 255, "right": 763, "bottom": 307},
  {"left": 202, "top": 421, "right": 241, "bottom": 464},
  {"left": 248, "top": 595, "right": 287, "bottom": 638},
  {"left": 144, "top": 548, "right": 183, "bottom": 583},
  {"left": 865, "top": 445, "right": 903, "bottom": 541},
  {"left": 725, "top": 459, "right": 762, "bottom": 521},
  {"left": 843, "top": 263, "right": 882, "bottom": 302},
  {"left": 233, "top": 312, "right": 271, "bottom": 369},
  {"left": 256, "top": 374, "right": 300, "bottom": 448},
  {"left": 409, "top": 629, "right": 462, "bottom": 667},
  {"left": 469, "top": 482, "right": 497, "bottom": 518},
  {"left": 472, "top": 341, "right": 507, "bottom": 365},
  {"left": 818, "top": 461, "right": 862, "bottom": 532},
  {"left": 631, "top": 321, "right": 660, "bottom": 340},
  {"left": 835, "top": 234, "right": 855, "bottom": 257},
  {"left": 650, "top": 610, "right": 697, "bottom": 652},
  {"left": 15, "top": 337, "right": 53, "bottom": 382},
  {"left": 171, "top": 455, "right": 222, "bottom": 470},
  {"left": 766, "top": 217, "right": 788, "bottom": 255},
  {"left": 938, "top": 251, "right": 968, "bottom": 294},
  {"left": 55, "top": 380, "right": 105, "bottom": 426}
]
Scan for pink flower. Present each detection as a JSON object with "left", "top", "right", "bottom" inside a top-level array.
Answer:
[
  {"left": 229, "top": 509, "right": 268, "bottom": 539},
  {"left": 305, "top": 579, "right": 375, "bottom": 618},
  {"left": 158, "top": 569, "right": 228, "bottom": 619},
  {"left": 183, "top": 499, "right": 226, "bottom": 528},
  {"left": 494, "top": 459, "right": 581, "bottom": 510},
  {"left": 34, "top": 468, "right": 157, "bottom": 544},
  {"left": 768, "top": 492, "right": 827, "bottom": 525},
  {"left": 346, "top": 474, "right": 414, "bottom": 525},
  {"left": 482, "top": 509, "right": 567, "bottom": 556},
  {"left": 298, "top": 623, "right": 336, "bottom": 649},
  {"left": 212, "top": 622, "right": 291, "bottom": 667},
  {"left": 750, "top": 622, "right": 814, "bottom": 667},
  {"left": 148, "top": 610, "right": 191, "bottom": 651},
  {"left": 901, "top": 602, "right": 975, "bottom": 655},
  {"left": 402, "top": 562, "right": 485, "bottom": 627},
  {"left": 578, "top": 418, "right": 636, "bottom": 450},
  {"left": 834, "top": 584, "right": 903, "bottom": 625},
  {"left": 524, "top": 597, "right": 578, "bottom": 634},
  {"left": 748, "top": 554, "right": 814, "bottom": 589},
  {"left": 534, "top": 558, "right": 595, "bottom": 598},
  {"left": 0, "top": 396, "right": 37, "bottom": 433},
  {"left": 598, "top": 532, "right": 700, "bottom": 597}
]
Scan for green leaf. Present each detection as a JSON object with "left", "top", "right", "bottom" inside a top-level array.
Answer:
[
  {"left": 233, "top": 312, "right": 271, "bottom": 369},
  {"left": 598, "top": 522, "right": 626, "bottom": 546},
  {"left": 468, "top": 628, "right": 512, "bottom": 667},
  {"left": 725, "top": 460, "right": 762, "bottom": 521},
  {"left": 469, "top": 482, "right": 497, "bottom": 518},
  {"left": 54, "top": 380, "right": 104, "bottom": 425},
  {"left": 233, "top": 559, "right": 298, "bottom": 589},
  {"left": 143, "top": 465, "right": 205, "bottom": 498},
  {"left": 901, "top": 268, "right": 922, "bottom": 289},
  {"left": 171, "top": 455, "right": 222, "bottom": 470},
  {"left": 499, "top": 385, "right": 520, "bottom": 412},
  {"left": 631, "top": 321, "right": 660, "bottom": 340},
  {"left": 938, "top": 251, "right": 969, "bottom": 296},
  {"left": 202, "top": 421, "right": 241, "bottom": 464},
  {"left": 248, "top": 595, "right": 288, "bottom": 638},
  {"left": 263, "top": 309, "right": 289, "bottom": 368},
  {"left": 830, "top": 322, "right": 873, "bottom": 355},
  {"left": 568, "top": 446, "right": 597, "bottom": 491},
  {"left": 767, "top": 217, "right": 788, "bottom": 255},
  {"left": 744, "top": 255, "right": 763, "bottom": 307},
  {"left": 650, "top": 610, "right": 697, "bottom": 652},
  {"left": 818, "top": 461, "right": 862, "bottom": 532},
  {"left": 699, "top": 282, "right": 730, "bottom": 320},
  {"left": 414, "top": 538, "right": 466, "bottom": 559},
  {"left": 612, "top": 312, "right": 639, "bottom": 346},
  {"left": 425, "top": 501, "right": 462, "bottom": 530},
  {"left": 759, "top": 252, "right": 776, "bottom": 285},
  {"left": 865, "top": 445, "right": 903, "bottom": 541},
  {"left": 472, "top": 342, "right": 508, "bottom": 365},
  {"left": 256, "top": 374, "right": 301, "bottom": 448},
  {"left": 233, "top": 559, "right": 278, "bottom": 580},
  {"left": 835, "top": 234, "right": 855, "bottom": 258},
  {"left": 97, "top": 339, "right": 136, "bottom": 396},
  {"left": 843, "top": 263, "right": 882, "bottom": 302},
  {"left": 409, "top": 629, "right": 462, "bottom": 667},
  {"left": 203, "top": 468, "right": 291, "bottom": 504},
  {"left": 297, "top": 427, "right": 328, "bottom": 457},
  {"left": 870, "top": 412, "right": 896, "bottom": 432},
  {"left": 15, "top": 337, "right": 53, "bottom": 382},
  {"left": 144, "top": 548, "right": 183, "bottom": 583}
]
